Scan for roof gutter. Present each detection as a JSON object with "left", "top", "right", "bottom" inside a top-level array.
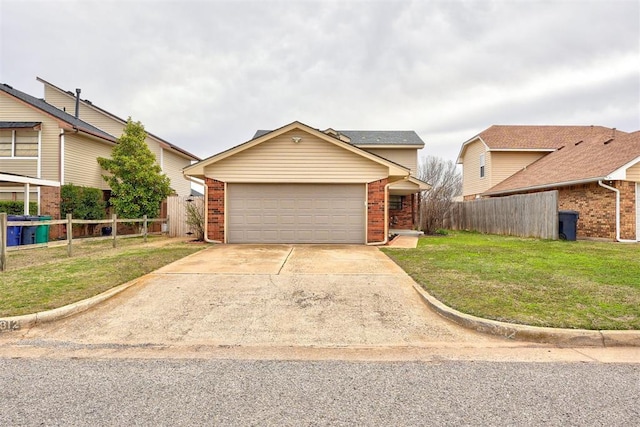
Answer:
[{"left": 597, "top": 181, "right": 637, "bottom": 243}]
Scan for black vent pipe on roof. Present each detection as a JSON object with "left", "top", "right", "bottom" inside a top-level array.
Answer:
[{"left": 74, "top": 88, "right": 81, "bottom": 118}]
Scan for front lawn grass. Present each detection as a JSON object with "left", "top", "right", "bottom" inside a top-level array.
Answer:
[
  {"left": 382, "top": 232, "right": 640, "bottom": 330},
  {"left": 1, "top": 237, "right": 205, "bottom": 317}
]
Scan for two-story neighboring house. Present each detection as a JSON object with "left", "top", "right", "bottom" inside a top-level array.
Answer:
[
  {"left": 184, "top": 121, "right": 430, "bottom": 244},
  {"left": 457, "top": 125, "right": 640, "bottom": 241},
  {"left": 0, "top": 79, "right": 199, "bottom": 226}
]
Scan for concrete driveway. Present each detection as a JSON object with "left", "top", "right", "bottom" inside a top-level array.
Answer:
[{"left": 19, "top": 245, "right": 499, "bottom": 347}]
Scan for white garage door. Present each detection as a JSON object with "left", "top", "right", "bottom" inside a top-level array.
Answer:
[{"left": 227, "top": 183, "right": 365, "bottom": 244}]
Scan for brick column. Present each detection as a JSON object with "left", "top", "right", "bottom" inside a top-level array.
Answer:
[
  {"left": 40, "top": 186, "right": 62, "bottom": 239},
  {"left": 206, "top": 178, "right": 225, "bottom": 242},
  {"left": 617, "top": 181, "right": 636, "bottom": 240},
  {"left": 367, "top": 178, "right": 387, "bottom": 243}
]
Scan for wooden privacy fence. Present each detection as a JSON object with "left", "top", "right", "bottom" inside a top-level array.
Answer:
[
  {"left": 448, "top": 191, "right": 559, "bottom": 239},
  {"left": 167, "top": 195, "right": 203, "bottom": 237},
  {"left": 0, "top": 213, "right": 168, "bottom": 272}
]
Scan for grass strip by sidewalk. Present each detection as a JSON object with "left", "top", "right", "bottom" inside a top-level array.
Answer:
[
  {"left": 382, "top": 232, "right": 640, "bottom": 330},
  {"left": 0, "top": 238, "right": 205, "bottom": 317}
]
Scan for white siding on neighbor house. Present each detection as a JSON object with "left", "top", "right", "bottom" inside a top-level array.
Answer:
[
  {"left": 205, "top": 130, "right": 388, "bottom": 183},
  {"left": 163, "top": 148, "right": 192, "bottom": 196},
  {"left": 626, "top": 162, "right": 640, "bottom": 181},
  {"left": 64, "top": 133, "right": 114, "bottom": 189},
  {"left": 0, "top": 93, "right": 60, "bottom": 181},
  {"left": 363, "top": 148, "right": 418, "bottom": 174},
  {"left": 490, "top": 151, "right": 549, "bottom": 187},
  {"left": 461, "top": 140, "right": 489, "bottom": 197}
]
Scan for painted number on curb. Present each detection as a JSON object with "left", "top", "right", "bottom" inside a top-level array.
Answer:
[{"left": 0, "top": 320, "right": 20, "bottom": 332}]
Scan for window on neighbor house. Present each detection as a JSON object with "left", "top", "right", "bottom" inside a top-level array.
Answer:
[
  {"left": 389, "top": 195, "right": 404, "bottom": 210},
  {"left": 480, "top": 153, "right": 485, "bottom": 178},
  {"left": 0, "top": 129, "right": 39, "bottom": 157}
]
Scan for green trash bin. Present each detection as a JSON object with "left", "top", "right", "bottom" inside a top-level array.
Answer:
[{"left": 36, "top": 215, "right": 52, "bottom": 243}]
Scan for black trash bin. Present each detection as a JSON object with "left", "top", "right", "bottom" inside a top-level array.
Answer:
[
  {"left": 559, "top": 210, "right": 579, "bottom": 241},
  {"left": 21, "top": 216, "right": 40, "bottom": 245}
]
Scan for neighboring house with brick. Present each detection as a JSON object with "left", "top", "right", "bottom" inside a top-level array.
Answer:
[
  {"left": 457, "top": 125, "right": 640, "bottom": 241},
  {"left": 183, "top": 121, "right": 430, "bottom": 244},
  {"left": 0, "top": 79, "right": 199, "bottom": 228}
]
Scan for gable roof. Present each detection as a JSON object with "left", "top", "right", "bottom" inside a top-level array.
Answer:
[
  {"left": 484, "top": 130, "right": 640, "bottom": 195},
  {"left": 457, "top": 125, "right": 623, "bottom": 163},
  {"left": 0, "top": 83, "right": 116, "bottom": 142},
  {"left": 253, "top": 129, "right": 425, "bottom": 148},
  {"left": 36, "top": 77, "right": 200, "bottom": 161},
  {"left": 185, "top": 121, "right": 411, "bottom": 178}
]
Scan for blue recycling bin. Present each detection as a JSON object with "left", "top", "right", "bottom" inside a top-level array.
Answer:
[
  {"left": 559, "top": 210, "right": 579, "bottom": 241},
  {"left": 7, "top": 215, "right": 24, "bottom": 247},
  {"left": 21, "top": 216, "right": 40, "bottom": 245}
]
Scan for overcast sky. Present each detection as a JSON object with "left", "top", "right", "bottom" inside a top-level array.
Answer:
[{"left": 1, "top": 0, "right": 639, "bottom": 164}]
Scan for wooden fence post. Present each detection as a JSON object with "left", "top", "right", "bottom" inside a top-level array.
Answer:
[
  {"left": 143, "top": 215, "right": 148, "bottom": 243},
  {"left": 112, "top": 214, "right": 117, "bottom": 248},
  {"left": 0, "top": 213, "right": 7, "bottom": 272},
  {"left": 66, "top": 213, "right": 73, "bottom": 257}
]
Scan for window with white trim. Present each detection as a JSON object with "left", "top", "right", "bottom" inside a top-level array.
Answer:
[
  {"left": 479, "top": 153, "right": 485, "bottom": 178},
  {"left": 0, "top": 129, "right": 39, "bottom": 158}
]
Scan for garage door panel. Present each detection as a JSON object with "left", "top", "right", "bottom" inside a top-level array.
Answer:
[{"left": 228, "top": 184, "right": 365, "bottom": 243}]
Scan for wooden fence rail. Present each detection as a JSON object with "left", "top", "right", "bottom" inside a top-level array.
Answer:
[
  {"left": 0, "top": 213, "right": 169, "bottom": 272},
  {"left": 447, "top": 191, "right": 559, "bottom": 240}
]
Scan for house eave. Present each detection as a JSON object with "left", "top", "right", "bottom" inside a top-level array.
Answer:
[{"left": 483, "top": 177, "right": 607, "bottom": 196}]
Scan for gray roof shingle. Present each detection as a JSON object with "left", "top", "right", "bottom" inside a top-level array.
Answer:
[
  {"left": 0, "top": 83, "right": 116, "bottom": 141},
  {"left": 252, "top": 128, "right": 424, "bottom": 146}
]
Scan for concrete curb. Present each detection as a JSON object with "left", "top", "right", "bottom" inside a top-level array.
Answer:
[
  {"left": 411, "top": 282, "right": 640, "bottom": 347},
  {"left": 0, "top": 277, "right": 146, "bottom": 334}
]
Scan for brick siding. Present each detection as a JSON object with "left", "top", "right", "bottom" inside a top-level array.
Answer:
[
  {"left": 206, "top": 178, "right": 225, "bottom": 242},
  {"left": 389, "top": 193, "right": 416, "bottom": 229},
  {"left": 367, "top": 178, "right": 387, "bottom": 243},
  {"left": 40, "top": 186, "right": 62, "bottom": 239},
  {"left": 555, "top": 181, "right": 635, "bottom": 240}
]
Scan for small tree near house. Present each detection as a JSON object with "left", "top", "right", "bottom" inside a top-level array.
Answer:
[{"left": 98, "top": 118, "right": 172, "bottom": 220}]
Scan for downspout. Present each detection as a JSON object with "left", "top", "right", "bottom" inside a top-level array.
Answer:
[
  {"left": 597, "top": 180, "right": 636, "bottom": 242},
  {"left": 184, "top": 175, "right": 222, "bottom": 243}
]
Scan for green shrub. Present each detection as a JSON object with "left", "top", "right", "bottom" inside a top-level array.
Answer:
[
  {"left": 0, "top": 201, "right": 38, "bottom": 215},
  {"left": 60, "top": 184, "right": 106, "bottom": 220}
]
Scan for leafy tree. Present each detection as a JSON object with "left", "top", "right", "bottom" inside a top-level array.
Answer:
[
  {"left": 418, "top": 155, "right": 462, "bottom": 234},
  {"left": 98, "top": 118, "right": 172, "bottom": 219}
]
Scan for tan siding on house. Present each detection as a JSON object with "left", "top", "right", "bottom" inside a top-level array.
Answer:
[
  {"left": 626, "top": 162, "right": 640, "bottom": 181},
  {"left": 364, "top": 148, "right": 417, "bottom": 174},
  {"left": 163, "top": 148, "right": 191, "bottom": 196},
  {"left": 0, "top": 92, "right": 60, "bottom": 181},
  {"left": 64, "top": 133, "right": 113, "bottom": 189},
  {"left": 205, "top": 130, "right": 388, "bottom": 183},
  {"left": 461, "top": 140, "right": 489, "bottom": 197},
  {"left": 43, "top": 86, "right": 124, "bottom": 137},
  {"left": 490, "top": 151, "right": 548, "bottom": 187},
  {"left": 0, "top": 159, "right": 38, "bottom": 176},
  {"left": 0, "top": 190, "right": 38, "bottom": 201}
]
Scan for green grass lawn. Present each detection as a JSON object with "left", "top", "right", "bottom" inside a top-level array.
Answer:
[
  {"left": 382, "top": 232, "right": 640, "bottom": 330},
  {"left": 0, "top": 237, "right": 205, "bottom": 317}
]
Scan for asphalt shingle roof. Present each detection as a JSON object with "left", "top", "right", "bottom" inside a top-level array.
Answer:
[
  {"left": 477, "top": 125, "right": 622, "bottom": 150},
  {"left": 0, "top": 83, "right": 116, "bottom": 141},
  {"left": 485, "top": 130, "right": 640, "bottom": 195},
  {"left": 252, "top": 129, "right": 424, "bottom": 146},
  {"left": 0, "top": 121, "right": 41, "bottom": 129}
]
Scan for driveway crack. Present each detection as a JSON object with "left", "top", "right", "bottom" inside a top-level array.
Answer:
[{"left": 277, "top": 246, "right": 294, "bottom": 275}]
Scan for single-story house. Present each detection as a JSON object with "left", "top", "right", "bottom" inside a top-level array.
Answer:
[{"left": 183, "top": 121, "right": 430, "bottom": 244}]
